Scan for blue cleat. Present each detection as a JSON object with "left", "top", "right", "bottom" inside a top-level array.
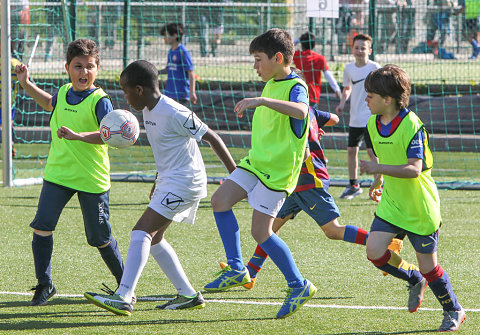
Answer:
[
  {"left": 276, "top": 279, "right": 317, "bottom": 319},
  {"left": 204, "top": 265, "right": 251, "bottom": 292}
]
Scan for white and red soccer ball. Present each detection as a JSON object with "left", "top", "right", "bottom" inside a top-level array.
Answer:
[{"left": 100, "top": 109, "right": 140, "bottom": 148}]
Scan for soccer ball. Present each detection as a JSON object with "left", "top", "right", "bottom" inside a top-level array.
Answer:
[{"left": 100, "top": 109, "right": 140, "bottom": 148}]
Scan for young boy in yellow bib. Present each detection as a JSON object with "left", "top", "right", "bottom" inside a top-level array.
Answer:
[{"left": 360, "top": 64, "right": 465, "bottom": 332}]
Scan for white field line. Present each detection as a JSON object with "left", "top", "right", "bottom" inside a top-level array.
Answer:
[{"left": 1, "top": 291, "right": 479, "bottom": 313}]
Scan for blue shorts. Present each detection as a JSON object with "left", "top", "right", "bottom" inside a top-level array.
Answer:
[
  {"left": 370, "top": 215, "right": 439, "bottom": 254},
  {"left": 30, "top": 180, "right": 112, "bottom": 247},
  {"left": 277, "top": 187, "right": 340, "bottom": 226}
]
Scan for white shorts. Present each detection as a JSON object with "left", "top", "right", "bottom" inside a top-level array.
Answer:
[
  {"left": 148, "top": 189, "right": 202, "bottom": 225},
  {"left": 228, "top": 168, "right": 286, "bottom": 217}
]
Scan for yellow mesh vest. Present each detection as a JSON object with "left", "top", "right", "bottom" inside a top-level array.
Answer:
[
  {"left": 44, "top": 83, "right": 110, "bottom": 193},
  {"left": 237, "top": 77, "right": 308, "bottom": 195},
  {"left": 367, "top": 111, "right": 441, "bottom": 235}
]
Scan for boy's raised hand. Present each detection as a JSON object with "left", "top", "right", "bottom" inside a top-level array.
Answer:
[
  {"left": 234, "top": 97, "right": 262, "bottom": 118},
  {"left": 14, "top": 63, "right": 29, "bottom": 85}
]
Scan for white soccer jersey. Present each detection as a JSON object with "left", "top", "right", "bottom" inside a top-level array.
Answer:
[
  {"left": 343, "top": 60, "right": 381, "bottom": 127},
  {"left": 143, "top": 95, "right": 209, "bottom": 200}
]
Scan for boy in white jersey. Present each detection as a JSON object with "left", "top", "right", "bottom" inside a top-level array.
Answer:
[
  {"left": 361, "top": 65, "right": 465, "bottom": 332},
  {"left": 84, "top": 60, "right": 236, "bottom": 315},
  {"left": 336, "top": 34, "right": 380, "bottom": 200}
]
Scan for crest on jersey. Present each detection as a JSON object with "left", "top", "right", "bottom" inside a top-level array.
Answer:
[
  {"left": 183, "top": 112, "right": 200, "bottom": 135},
  {"left": 161, "top": 192, "right": 184, "bottom": 210}
]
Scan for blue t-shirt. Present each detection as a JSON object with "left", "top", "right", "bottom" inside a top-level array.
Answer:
[
  {"left": 52, "top": 87, "right": 113, "bottom": 124},
  {"left": 366, "top": 108, "right": 424, "bottom": 159},
  {"left": 165, "top": 44, "right": 194, "bottom": 100},
  {"left": 281, "top": 71, "right": 309, "bottom": 137}
]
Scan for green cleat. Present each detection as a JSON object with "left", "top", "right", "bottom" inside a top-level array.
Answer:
[
  {"left": 84, "top": 292, "right": 133, "bottom": 316},
  {"left": 204, "top": 265, "right": 251, "bottom": 292},
  {"left": 156, "top": 291, "right": 206, "bottom": 310}
]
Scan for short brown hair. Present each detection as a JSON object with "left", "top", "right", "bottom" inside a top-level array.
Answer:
[
  {"left": 66, "top": 39, "right": 100, "bottom": 66},
  {"left": 365, "top": 64, "right": 411, "bottom": 109},
  {"left": 160, "top": 23, "right": 184, "bottom": 42},
  {"left": 249, "top": 28, "right": 294, "bottom": 65},
  {"left": 352, "top": 33, "right": 373, "bottom": 46}
]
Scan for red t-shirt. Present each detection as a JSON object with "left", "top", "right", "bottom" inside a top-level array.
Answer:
[{"left": 293, "top": 49, "right": 329, "bottom": 104}]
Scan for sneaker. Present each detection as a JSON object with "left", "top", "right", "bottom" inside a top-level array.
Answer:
[
  {"left": 84, "top": 292, "right": 133, "bottom": 316},
  {"left": 339, "top": 185, "right": 363, "bottom": 199},
  {"left": 407, "top": 277, "right": 427, "bottom": 313},
  {"left": 438, "top": 308, "right": 466, "bottom": 332},
  {"left": 30, "top": 282, "right": 56, "bottom": 306},
  {"left": 219, "top": 261, "right": 256, "bottom": 290},
  {"left": 382, "top": 238, "right": 404, "bottom": 276},
  {"left": 100, "top": 283, "right": 137, "bottom": 305},
  {"left": 276, "top": 279, "right": 317, "bottom": 319},
  {"left": 156, "top": 292, "right": 205, "bottom": 310},
  {"left": 204, "top": 265, "right": 251, "bottom": 292}
]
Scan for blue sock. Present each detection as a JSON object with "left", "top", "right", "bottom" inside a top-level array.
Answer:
[
  {"left": 98, "top": 238, "right": 124, "bottom": 285},
  {"left": 32, "top": 233, "right": 53, "bottom": 285},
  {"left": 260, "top": 234, "right": 304, "bottom": 288},
  {"left": 343, "top": 225, "right": 369, "bottom": 245},
  {"left": 472, "top": 39, "right": 479, "bottom": 48},
  {"left": 425, "top": 266, "right": 461, "bottom": 311},
  {"left": 214, "top": 210, "right": 244, "bottom": 271}
]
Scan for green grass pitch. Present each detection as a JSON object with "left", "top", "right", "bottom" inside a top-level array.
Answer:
[{"left": 0, "top": 182, "right": 479, "bottom": 334}]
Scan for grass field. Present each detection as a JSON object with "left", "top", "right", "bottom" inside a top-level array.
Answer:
[{"left": 0, "top": 182, "right": 479, "bottom": 334}]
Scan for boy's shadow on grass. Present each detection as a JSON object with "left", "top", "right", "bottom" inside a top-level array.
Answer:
[
  {"left": 200, "top": 290, "right": 354, "bottom": 301},
  {"left": 314, "top": 331, "right": 438, "bottom": 335}
]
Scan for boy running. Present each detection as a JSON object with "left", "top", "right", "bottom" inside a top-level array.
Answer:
[
  {"left": 361, "top": 64, "right": 466, "bottom": 332},
  {"left": 203, "top": 28, "right": 315, "bottom": 319},
  {"left": 84, "top": 60, "right": 236, "bottom": 315}
]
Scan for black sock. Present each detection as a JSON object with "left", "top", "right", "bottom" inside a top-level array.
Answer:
[
  {"left": 98, "top": 238, "right": 124, "bottom": 285},
  {"left": 350, "top": 179, "right": 358, "bottom": 187},
  {"left": 32, "top": 233, "right": 53, "bottom": 285}
]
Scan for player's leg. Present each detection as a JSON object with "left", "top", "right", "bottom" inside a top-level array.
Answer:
[
  {"left": 366, "top": 218, "right": 426, "bottom": 312},
  {"left": 79, "top": 189, "right": 124, "bottom": 286},
  {"left": 29, "top": 180, "right": 74, "bottom": 306},
  {"left": 340, "top": 127, "right": 363, "bottom": 199},
  {"left": 204, "top": 171, "right": 250, "bottom": 291},
  {"left": 149, "top": 197, "right": 205, "bottom": 310},
  {"left": 413, "top": 237, "right": 465, "bottom": 331}
]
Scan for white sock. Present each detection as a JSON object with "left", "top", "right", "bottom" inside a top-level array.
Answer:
[
  {"left": 150, "top": 239, "right": 196, "bottom": 297},
  {"left": 116, "top": 230, "right": 152, "bottom": 303}
]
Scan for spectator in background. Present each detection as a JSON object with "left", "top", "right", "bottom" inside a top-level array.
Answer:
[
  {"left": 87, "top": 0, "right": 122, "bottom": 51},
  {"left": 426, "top": 0, "right": 455, "bottom": 51},
  {"left": 457, "top": 0, "right": 480, "bottom": 59},
  {"left": 45, "top": 0, "right": 62, "bottom": 61},
  {"left": 11, "top": 0, "right": 30, "bottom": 61},
  {"left": 395, "top": 0, "right": 415, "bottom": 53},
  {"left": 198, "top": 0, "right": 225, "bottom": 57},
  {"left": 376, "top": 0, "right": 397, "bottom": 54},
  {"left": 336, "top": 0, "right": 366, "bottom": 54},
  {"left": 293, "top": 32, "right": 341, "bottom": 107}
]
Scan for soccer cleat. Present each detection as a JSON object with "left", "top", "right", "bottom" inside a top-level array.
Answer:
[
  {"left": 219, "top": 261, "right": 256, "bottom": 290},
  {"left": 382, "top": 238, "right": 404, "bottom": 276},
  {"left": 84, "top": 292, "right": 133, "bottom": 316},
  {"left": 100, "top": 283, "right": 137, "bottom": 305},
  {"left": 339, "top": 185, "right": 363, "bottom": 200},
  {"left": 30, "top": 282, "right": 56, "bottom": 306},
  {"left": 438, "top": 308, "right": 466, "bottom": 332},
  {"left": 407, "top": 277, "right": 427, "bottom": 313},
  {"left": 156, "top": 292, "right": 206, "bottom": 310},
  {"left": 204, "top": 265, "right": 251, "bottom": 292},
  {"left": 276, "top": 279, "right": 317, "bottom": 319}
]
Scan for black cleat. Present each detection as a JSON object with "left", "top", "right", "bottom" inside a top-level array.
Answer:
[{"left": 30, "top": 283, "right": 56, "bottom": 306}]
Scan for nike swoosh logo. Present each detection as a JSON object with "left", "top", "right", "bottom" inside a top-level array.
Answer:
[
  {"left": 421, "top": 242, "right": 433, "bottom": 247},
  {"left": 166, "top": 198, "right": 184, "bottom": 205},
  {"left": 309, "top": 203, "right": 317, "bottom": 210},
  {"left": 439, "top": 293, "right": 449, "bottom": 299},
  {"left": 351, "top": 78, "right": 365, "bottom": 85},
  {"left": 48, "top": 286, "right": 54, "bottom": 295}
]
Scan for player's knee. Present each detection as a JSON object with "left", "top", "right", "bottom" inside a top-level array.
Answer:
[{"left": 210, "top": 192, "right": 228, "bottom": 211}]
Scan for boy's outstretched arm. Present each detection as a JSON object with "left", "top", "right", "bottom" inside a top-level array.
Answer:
[
  {"left": 234, "top": 97, "right": 307, "bottom": 120},
  {"left": 202, "top": 129, "right": 236, "bottom": 173},
  {"left": 360, "top": 157, "right": 422, "bottom": 179},
  {"left": 57, "top": 126, "right": 104, "bottom": 145},
  {"left": 15, "top": 63, "right": 53, "bottom": 112}
]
